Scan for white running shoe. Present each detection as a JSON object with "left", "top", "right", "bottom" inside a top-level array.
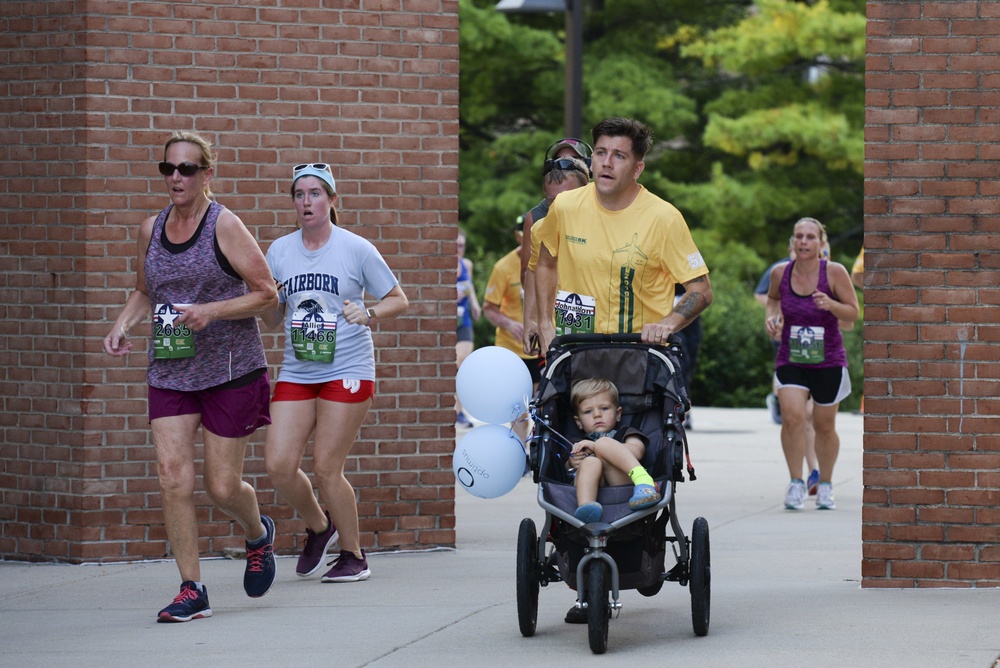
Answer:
[
  {"left": 816, "top": 482, "right": 836, "bottom": 510},
  {"left": 766, "top": 393, "right": 782, "bottom": 425},
  {"left": 784, "top": 479, "right": 806, "bottom": 510}
]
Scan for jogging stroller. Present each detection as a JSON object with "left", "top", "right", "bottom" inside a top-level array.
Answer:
[{"left": 516, "top": 333, "right": 710, "bottom": 654}]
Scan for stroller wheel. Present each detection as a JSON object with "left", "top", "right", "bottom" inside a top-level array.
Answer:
[
  {"left": 586, "top": 560, "right": 610, "bottom": 654},
  {"left": 516, "top": 518, "right": 540, "bottom": 637},
  {"left": 690, "top": 516, "right": 711, "bottom": 637}
]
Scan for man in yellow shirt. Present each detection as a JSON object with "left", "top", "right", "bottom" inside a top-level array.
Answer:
[
  {"left": 520, "top": 157, "right": 591, "bottom": 356},
  {"left": 530, "top": 117, "right": 713, "bottom": 353}
]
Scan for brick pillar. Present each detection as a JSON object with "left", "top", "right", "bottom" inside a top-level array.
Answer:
[
  {"left": 0, "top": 2, "right": 458, "bottom": 562},
  {"left": 864, "top": 0, "right": 1000, "bottom": 586}
]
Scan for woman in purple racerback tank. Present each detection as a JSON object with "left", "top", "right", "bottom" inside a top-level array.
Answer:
[
  {"left": 103, "top": 132, "right": 279, "bottom": 622},
  {"left": 764, "top": 217, "right": 860, "bottom": 512}
]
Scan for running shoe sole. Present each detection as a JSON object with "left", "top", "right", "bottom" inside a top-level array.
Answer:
[
  {"left": 157, "top": 607, "right": 212, "bottom": 623},
  {"left": 322, "top": 568, "right": 371, "bottom": 583}
]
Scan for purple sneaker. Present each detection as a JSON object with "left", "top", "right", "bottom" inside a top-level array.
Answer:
[
  {"left": 321, "top": 549, "right": 371, "bottom": 583},
  {"left": 296, "top": 512, "right": 339, "bottom": 577}
]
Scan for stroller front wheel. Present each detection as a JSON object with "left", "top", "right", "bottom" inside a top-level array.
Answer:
[
  {"left": 690, "top": 516, "right": 711, "bottom": 637},
  {"left": 516, "top": 518, "right": 540, "bottom": 637},
  {"left": 586, "top": 560, "right": 610, "bottom": 654}
]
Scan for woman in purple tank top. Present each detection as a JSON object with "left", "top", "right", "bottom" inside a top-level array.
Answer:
[
  {"left": 764, "top": 218, "right": 859, "bottom": 512},
  {"left": 103, "top": 132, "right": 279, "bottom": 622}
]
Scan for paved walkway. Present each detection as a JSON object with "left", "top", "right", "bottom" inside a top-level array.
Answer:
[{"left": 2, "top": 408, "right": 1000, "bottom": 667}]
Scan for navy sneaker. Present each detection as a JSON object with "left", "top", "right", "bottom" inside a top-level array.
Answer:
[
  {"left": 296, "top": 511, "right": 339, "bottom": 577},
  {"left": 321, "top": 550, "right": 371, "bottom": 583},
  {"left": 157, "top": 581, "right": 212, "bottom": 623},
  {"left": 244, "top": 515, "right": 276, "bottom": 598}
]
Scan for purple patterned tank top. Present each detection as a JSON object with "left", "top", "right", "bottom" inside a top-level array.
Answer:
[
  {"left": 144, "top": 201, "right": 267, "bottom": 391},
  {"left": 775, "top": 260, "right": 847, "bottom": 369}
]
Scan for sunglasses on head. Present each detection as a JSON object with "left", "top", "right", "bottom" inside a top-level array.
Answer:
[
  {"left": 293, "top": 163, "right": 331, "bottom": 173},
  {"left": 158, "top": 161, "right": 207, "bottom": 177},
  {"left": 542, "top": 157, "right": 590, "bottom": 178},
  {"left": 544, "top": 138, "right": 593, "bottom": 163}
]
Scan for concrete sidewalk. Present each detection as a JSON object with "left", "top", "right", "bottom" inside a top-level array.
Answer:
[{"left": 2, "top": 408, "right": 1000, "bottom": 667}]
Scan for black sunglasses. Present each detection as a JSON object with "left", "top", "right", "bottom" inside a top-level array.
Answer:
[
  {"left": 293, "top": 163, "right": 331, "bottom": 172},
  {"left": 542, "top": 157, "right": 590, "bottom": 178},
  {"left": 158, "top": 161, "right": 207, "bottom": 177}
]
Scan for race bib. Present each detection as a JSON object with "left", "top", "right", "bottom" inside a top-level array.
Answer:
[
  {"left": 555, "top": 291, "right": 595, "bottom": 336},
  {"left": 153, "top": 303, "right": 195, "bottom": 359},
  {"left": 789, "top": 325, "right": 825, "bottom": 364},
  {"left": 291, "top": 298, "right": 337, "bottom": 363}
]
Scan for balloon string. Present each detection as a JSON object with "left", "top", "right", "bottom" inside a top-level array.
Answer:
[
  {"left": 524, "top": 402, "right": 575, "bottom": 457},
  {"left": 506, "top": 394, "right": 532, "bottom": 437}
]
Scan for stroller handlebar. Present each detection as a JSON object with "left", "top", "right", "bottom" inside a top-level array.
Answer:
[{"left": 549, "top": 332, "right": 683, "bottom": 349}]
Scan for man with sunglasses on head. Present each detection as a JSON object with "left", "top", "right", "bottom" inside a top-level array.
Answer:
[
  {"left": 517, "top": 138, "right": 593, "bottom": 283},
  {"left": 519, "top": 154, "right": 591, "bottom": 356},
  {"left": 104, "top": 131, "right": 279, "bottom": 622},
  {"left": 530, "top": 117, "right": 713, "bottom": 355}
]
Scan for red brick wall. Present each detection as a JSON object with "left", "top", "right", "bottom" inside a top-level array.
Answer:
[
  {"left": 0, "top": 1, "right": 459, "bottom": 562},
  {"left": 864, "top": 0, "right": 1000, "bottom": 586}
]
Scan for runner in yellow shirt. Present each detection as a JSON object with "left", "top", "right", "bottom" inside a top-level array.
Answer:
[{"left": 530, "top": 117, "right": 713, "bottom": 353}]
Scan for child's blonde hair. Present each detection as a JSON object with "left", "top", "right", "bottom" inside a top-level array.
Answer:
[{"left": 571, "top": 378, "right": 619, "bottom": 413}]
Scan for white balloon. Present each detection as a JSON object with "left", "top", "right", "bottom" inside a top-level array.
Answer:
[
  {"left": 453, "top": 425, "right": 526, "bottom": 499},
  {"left": 456, "top": 346, "right": 533, "bottom": 425}
]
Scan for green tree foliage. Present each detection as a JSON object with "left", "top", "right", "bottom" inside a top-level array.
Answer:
[
  {"left": 459, "top": 0, "right": 865, "bottom": 408},
  {"left": 667, "top": 0, "right": 866, "bottom": 259}
]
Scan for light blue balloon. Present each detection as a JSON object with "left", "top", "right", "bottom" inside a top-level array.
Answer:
[
  {"left": 456, "top": 346, "right": 533, "bottom": 424},
  {"left": 453, "top": 425, "right": 526, "bottom": 499}
]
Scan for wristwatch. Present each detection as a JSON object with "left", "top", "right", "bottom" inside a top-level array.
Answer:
[{"left": 366, "top": 308, "right": 377, "bottom": 324}]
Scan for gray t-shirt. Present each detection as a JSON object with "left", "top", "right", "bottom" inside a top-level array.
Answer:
[{"left": 266, "top": 224, "right": 399, "bottom": 383}]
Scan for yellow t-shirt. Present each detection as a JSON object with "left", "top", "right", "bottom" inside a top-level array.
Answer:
[
  {"left": 532, "top": 183, "right": 708, "bottom": 334},
  {"left": 527, "top": 215, "right": 546, "bottom": 272},
  {"left": 483, "top": 248, "right": 534, "bottom": 359},
  {"left": 852, "top": 248, "right": 864, "bottom": 276}
]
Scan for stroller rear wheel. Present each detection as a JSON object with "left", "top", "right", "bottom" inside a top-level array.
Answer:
[
  {"left": 689, "top": 516, "right": 711, "bottom": 637},
  {"left": 586, "top": 560, "right": 610, "bottom": 654},
  {"left": 516, "top": 518, "right": 540, "bottom": 637}
]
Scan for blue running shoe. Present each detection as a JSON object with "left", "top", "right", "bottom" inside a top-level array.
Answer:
[
  {"left": 573, "top": 502, "right": 603, "bottom": 523},
  {"left": 456, "top": 411, "right": 474, "bottom": 430},
  {"left": 157, "top": 581, "right": 211, "bottom": 623},
  {"left": 244, "top": 515, "right": 276, "bottom": 598},
  {"left": 807, "top": 469, "right": 820, "bottom": 496}
]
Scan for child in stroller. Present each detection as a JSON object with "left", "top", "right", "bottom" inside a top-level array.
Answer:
[{"left": 566, "top": 378, "right": 662, "bottom": 524}]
